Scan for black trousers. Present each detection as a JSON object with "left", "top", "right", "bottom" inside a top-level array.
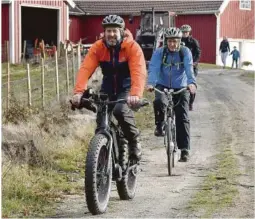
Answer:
[
  {"left": 153, "top": 84, "right": 190, "bottom": 150},
  {"left": 96, "top": 90, "right": 140, "bottom": 143},
  {"left": 232, "top": 59, "right": 238, "bottom": 68},
  {"left": 189, "top": 66, "right": 198, "bottom": 106}
]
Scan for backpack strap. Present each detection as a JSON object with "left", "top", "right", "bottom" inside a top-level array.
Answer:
[
  {"left": 179, "top": 46, "right": 184, "bottom": 63},
  {"left": 161, "top": 46, "right": 185, "bottom": 69}
]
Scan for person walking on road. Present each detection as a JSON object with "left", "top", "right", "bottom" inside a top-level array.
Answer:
[
  {"left": 230, "top": 46, "right": 240, "bottom": 69},
  {"left": 219, "top": 36, "right": 230, "bottom": 68}
]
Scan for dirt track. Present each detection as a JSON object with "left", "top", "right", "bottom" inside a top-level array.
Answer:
[{"left": 54, "top": 68, "right": 254, "bottom": 218}]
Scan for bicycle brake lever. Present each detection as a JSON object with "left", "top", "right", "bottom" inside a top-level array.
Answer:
[
  {"left": 130, "top": 99, "right": 150, "bottom": 112},
  {"left": 140, "top": 98, "right": 150, "bottom": 107},
  {"left": 70, "top": 100, "right": 76, "bottom": 111}
]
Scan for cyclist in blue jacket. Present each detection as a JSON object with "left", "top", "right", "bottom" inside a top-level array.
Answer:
[{"left": 147, "top": 27, "right": 196, "bottom": 162}]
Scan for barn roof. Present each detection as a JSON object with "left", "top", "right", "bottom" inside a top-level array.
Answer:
[
  {"left": 70, "top": 0, "right": 224, "bottom": 16},
  {"left": 69, "top": 4, "right": 85, "bottom": 15}
]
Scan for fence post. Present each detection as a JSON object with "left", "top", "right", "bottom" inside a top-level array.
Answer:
[
  {"left": 41, "top": 58, "right": 45, "bottom": 108},
  {"left": 57, "top": 42, "right": 61, "bottom": 58},
  {"left": 26, "top": 63, "right": 32, "bottom": 107},
  {"left": 77, "top": 43, "right": 81, "bottom": 69},
  {"left": 41, "top": 39, "right": 45, "bottom": 60},
  {"left": 6, "top": 41, "right": 10, "bottom": 112},
  {"left": 55, "top": 51, "right": 60, "bottom": 101},
  {"left": 71, "top": 44, "right": 75, "bottom": 87},
  {"left": 23, "top": 40, "right": 26, "bottom": 65},
  {"left": 6, "top": 62, "right": 10, "bottom": 112},
  {"left": 65, "top": 48, "right": 69, "bottom": 94},
  {"left": 6, "top": 40, "right": 9, "bottom": 62}
]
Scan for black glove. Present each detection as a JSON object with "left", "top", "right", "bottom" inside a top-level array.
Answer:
[{"left": 80, "top": 89, "right": 97, "bottom": 113}]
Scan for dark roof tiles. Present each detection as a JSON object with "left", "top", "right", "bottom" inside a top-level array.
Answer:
[{"left": 72, "top": 0, "right": 223, "bottom": 15}]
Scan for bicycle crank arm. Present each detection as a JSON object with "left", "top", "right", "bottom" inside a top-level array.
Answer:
[{"left": 126, "top": 161, "right": 140, "bottom": 176}]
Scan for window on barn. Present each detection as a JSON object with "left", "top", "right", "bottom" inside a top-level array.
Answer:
[{"left": 240, "top": 0, "right": 251, "bottom": 10}]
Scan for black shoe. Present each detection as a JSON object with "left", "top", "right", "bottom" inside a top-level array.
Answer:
[
  {"left": 179, "top": 150, "right": 190, "bottom": 162},
  {"left": 129, "top": 141, "right": 142, "bottom": 161},
  {"left": 154, "top": 124, "right": 165, "bottom": 137}
]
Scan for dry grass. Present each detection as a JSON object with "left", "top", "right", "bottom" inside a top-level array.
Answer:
[{"left": 2, "top": 98, "right": 95, "bottom": 217}]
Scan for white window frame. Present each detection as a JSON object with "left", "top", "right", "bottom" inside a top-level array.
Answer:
[{"left": 240, "top": 0, "right": 251, "bottom": 10}]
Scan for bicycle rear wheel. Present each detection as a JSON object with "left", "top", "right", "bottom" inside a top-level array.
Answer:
[
  {"left": 116, "top": 142, "right": 138, "bottom": 200},
  {"left": 85, "top": 134, "right": 112, "bottom": 215}
]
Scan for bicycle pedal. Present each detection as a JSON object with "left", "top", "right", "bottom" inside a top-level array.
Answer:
[{"left": 131, "top": 164, "right": 140, "bottom": 176}]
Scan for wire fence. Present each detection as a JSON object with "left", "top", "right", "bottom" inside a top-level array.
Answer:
[{"left": 2, "top": 46, "right": 84, "bottom": 113}]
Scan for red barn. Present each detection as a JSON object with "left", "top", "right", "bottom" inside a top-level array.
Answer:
[
  {"left": 1, "top": 0, "right": 75, "bottom": 63},
  {"left": 69, "top": 0, "right": 255, "bottom": 67}
]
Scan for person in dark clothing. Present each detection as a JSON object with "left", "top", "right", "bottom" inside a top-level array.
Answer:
[
  {"left": 229, "top": 46, "right": 240, "bottom": 69},
  {"left": 219, "top": 36, "right": 230, "bottom": 68},
  {"left": 180, "top": 24, "right": 201, "bottom": 111}
]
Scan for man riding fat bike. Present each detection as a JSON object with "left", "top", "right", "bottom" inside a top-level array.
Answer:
[{"left": 71, "top": 15, "right": 147, "bottom": 161}]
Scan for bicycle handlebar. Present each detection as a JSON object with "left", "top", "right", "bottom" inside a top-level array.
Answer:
[
  {"left": 153, "top": 87, "right": 188, "bottom": 95},
  {"left": 81, "top": 97, "right": 149, "bottom": 106},
  {"left": 71, "top": 97, "right": 150, "bottom": 112}
]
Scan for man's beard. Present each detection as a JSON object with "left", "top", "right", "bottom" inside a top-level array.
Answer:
[{"left": 106, "top": 39, "right": 117, "bottom": 46}]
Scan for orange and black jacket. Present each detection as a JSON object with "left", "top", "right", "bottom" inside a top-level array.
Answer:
[{"left": 74, "top": 29, "right": 147, "bottom": 97}]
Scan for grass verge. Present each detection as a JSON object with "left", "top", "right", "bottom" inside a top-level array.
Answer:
[
  {"left": 2, "top": 103, "right": 95, "bottom": 217},
  {"left": 199, "top": 63, "right": 224, "bottom": 70},
  {"left": 187, "top": 146, "right": 239, "bottom": 217},
  {"left": 240, "top": 72, "right": 255, "bottom": 79},
  {"left": 135, "top": 91, "right": 155, "bottom": 130},
  {"left": 2, "top": 135, "right": 93, "bottom": 218}
]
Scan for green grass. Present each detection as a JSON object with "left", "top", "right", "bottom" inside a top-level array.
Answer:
[
  {"left": 1, "top": 58, "right": 77, "bottom": 113},
  {"left": 2, "top": 63, "right": 42, "bottom": 83},
  {"left": 2, "top": 140, "right": 91, "bottom": 218},
  {"left": 187, "top": 147, "right": 239, "bottom": 217},
  {"left": 2, "top": 166, "right": 60, "bottom": 217},
  {"left": 135, "top": 91, "right": 155, "bottom": 130},
  {"left": 52, "top": 137, "right": 93, "bottom": 176},
  {"left": 2, "top": 164, "right": 88, "bottom": 218},
  {"left": 2, "top": 117, "right": 94, "bottom": 218},
  {"left": 198, "top": 63, "right": 234, "bottom": 70},
  {"left": 241, "top": 72, "right": 255, "bottom": 79}
]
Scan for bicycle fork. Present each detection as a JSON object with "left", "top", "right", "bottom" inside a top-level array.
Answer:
[
  {"left": 100, "top": 130, "right": 113, "bottom": 175},
  {"left": 165, "top": 117, "right": 175, "bottom": 154}
]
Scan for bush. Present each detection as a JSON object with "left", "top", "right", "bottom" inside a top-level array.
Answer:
[
  {"left": 242, "top": 61, "right": 253, "bottom": 66},
  {"left": 3, "top": 96, "right": 31, "bottom": 124}
]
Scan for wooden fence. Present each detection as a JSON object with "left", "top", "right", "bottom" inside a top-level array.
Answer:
[
  {"left": 2, "top": 40, "right": 104, "bottom": 114},
  {"left": 2, "top": 42, "right": 83, "bottom": 112}
]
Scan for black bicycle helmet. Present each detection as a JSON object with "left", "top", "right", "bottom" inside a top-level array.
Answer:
[{"left": 102, "top": 15, "right": 125, "bottom": 29}]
